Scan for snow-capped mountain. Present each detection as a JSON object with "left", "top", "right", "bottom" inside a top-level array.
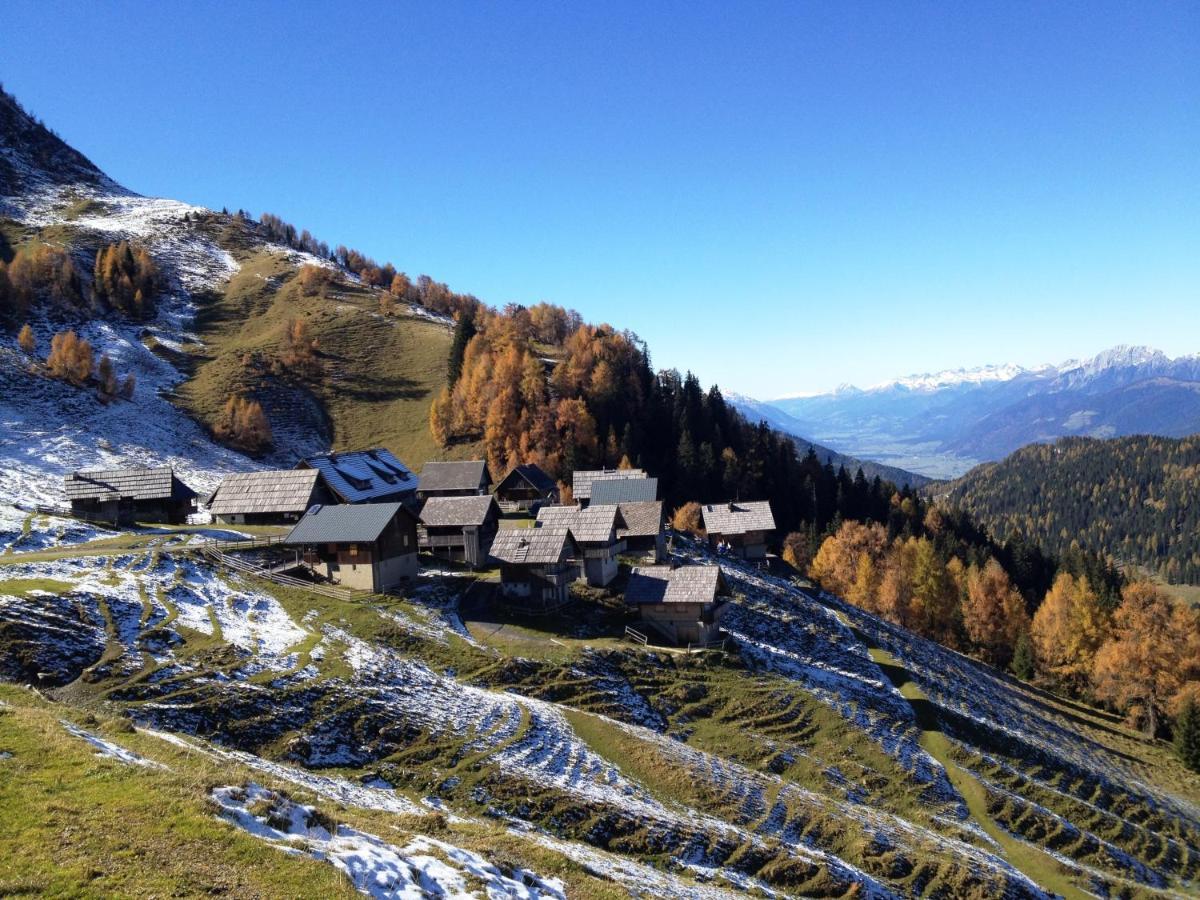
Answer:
[{"left": 756, "top": 345, "right": 1200, "bottom": 479}]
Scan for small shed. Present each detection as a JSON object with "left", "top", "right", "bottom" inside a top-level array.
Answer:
[
  {"left": 296, "top": 449, "right": 416, "bottom": 504},
  {"left": 700, "top": 500, "right": 776, "bottom": 560},
  {"left": 489, "top": 526, "right": 579, "bottom": 611},
  {"left": 536, "top": 503, "right": 626, "bottom": 587},
  {"left": 206, "top": 469, "right": 332, "bottom": 525},
  {"left": 493, "top": 463, "right": 558, "bottom": 513},
  {"left": 617, "top": 500, "right": 665, "bottom": 562},
  {"left": 571, "top": 468, "right": 647, "bottom": 507},
  {"left": 417, "top": 494, "right": 500, "bottom": 567},
  {"left": 283, "top": 502, "right": 418, "bottom": 592},
  {"left": 64, "top": 466, "right": 197, "bottom": 525},
  {"left": 626, "top": 564, "right": 728, "bottom": 645},
  {"left": 590, "top": 476, "right": 658, "bottom": 505},
  {"left": 416, "top": 460, "right": 491, "bottom": 500}
]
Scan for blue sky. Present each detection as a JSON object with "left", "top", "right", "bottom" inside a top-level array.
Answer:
[{"left": 3, "top": 2, "right": 1197, "bottom": 397}]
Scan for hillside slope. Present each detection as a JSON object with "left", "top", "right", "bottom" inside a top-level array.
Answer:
[{"left": 934, "top": 434, "right": 1200, "bottom": 585}]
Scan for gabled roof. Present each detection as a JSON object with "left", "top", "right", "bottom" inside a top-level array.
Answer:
[
  {"left": 298, "top": 449, "right": 415, "bottom": 503},
  {"left": 207, "top": 469, "right": 322, "bottom": 515},
  {"left": 64, "top": 466, "right": 196, "bottom": 502},
  {"left": 417, "top": 460, "right": 490, "bottom": 494},
  {"left": 571, "top": 468, "right": 647, "bottom": 500},
  {"left": 591, "top": 476, "right": 658, "bottom": 505},
  {"left": 626, "top": 564, "right": 724, "bottom": 605},
  {"left": 495, "top": 463, "right": 557, "bottom": 495},
  {"left": 489, "top": 526, "right": 576, "bottom": 565},
  {"left": 701, "top": 500, "right": 776, "bottom": 536},
  {"left": 536, "top": 503, "right": 626, "bottom": 544},
  {"left": 617, "top": 500, "right": 664, "bottom": 539},
  {"left": 283, "top": 502, "right": 410, "bottom": 545},
  {"left": 419, "top": 494, "right": 497, "bottom": 528}
]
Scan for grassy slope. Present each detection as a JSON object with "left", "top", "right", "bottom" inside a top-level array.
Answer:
[{"left": 175, "top": 243, "right": 462, "bottom": 467}]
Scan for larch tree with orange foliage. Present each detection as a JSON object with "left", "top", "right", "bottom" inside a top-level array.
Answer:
[
  {"left": 1031, "top": 572, "right": 1111, "bottom": 690},
  {"left": 808, "top": 520, "right": 889, "bottom": 600},
  {"left": 214, "top": 395, "right": 273, "bottom": 454},
  {"left": 962, "top": 558, "right": 1031, "bottom": 668},
  {"left": 46, "top": 330, "right": 93, "bottom": 385}
]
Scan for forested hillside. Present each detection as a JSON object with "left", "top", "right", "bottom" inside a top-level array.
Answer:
[{"left": 937, "top": 435, "right": 1200, "bottom": 584}]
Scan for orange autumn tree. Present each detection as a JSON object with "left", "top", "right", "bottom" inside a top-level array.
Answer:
[
  {"left": 962, "top": 558, "right": 1031, "bottom": 668},
  {"left": 214, "top": 395, "right": 273, "bottom": 454},
  {"left": 808, "top": 521, "right": 889, "bottom": 600},
  {"left": 1091, "top": 582, "right": 1200, "bottom": 736},
  {"left": 1031, "top": 572, "right": 1111, "bottom": 690},
  {"left": 46, "top": 329, "right": 93, "bottom": 385}
]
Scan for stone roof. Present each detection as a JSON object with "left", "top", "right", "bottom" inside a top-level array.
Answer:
[
  {"left": 284, "top": 502, "right": 409, "bottom": 545},
  {"left": 571, "top": 468, "right": 647, "bottom": 500},
  {"left": 417, "top": 460, "right": 490, "bottom": 494},
  {"left": 590, "top": 476, "right": 658, "bottom": 505},
  {"left": 536, "top": 504, "right": 625, "bottom": 544},
  {"left": 626, "top": 564, "right": 723, "bottom": 605},
  {"left": 419, "top": 494, "right": 497, "bottom": 528},
  {"left": 617, "top": 500, "right": 663, "bottom": 539},
  {"left": 489, "top": 526, "right": 575, "bottom": 565},
  {"left": 700, "top": 500, "right": 775, "bottom": 536},
  {"left": 64, "top": 467, "right": 196, "bottom": 502},
  {"left": 206, "top": 469, "right": 322, "bottom": 515},
  {"left": 298, "top": 449, "right": 415, "bottom": 504}
]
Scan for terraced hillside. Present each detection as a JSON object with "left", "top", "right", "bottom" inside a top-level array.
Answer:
[{"left": 1, "top": 509, "right": 1197, "bottom": 898}]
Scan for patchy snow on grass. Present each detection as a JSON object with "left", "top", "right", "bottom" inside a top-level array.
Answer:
[
  {"left": 61, "top": 720, "right": 165, "bottom": 768},
  {"left": 212, "top": 783, "right": 566, "bottom": 899}
]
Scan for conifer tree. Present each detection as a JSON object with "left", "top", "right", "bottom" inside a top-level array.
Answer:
[
  {"left": 447, "top": 312, "right": 476, "bottom": 386},
  {"left": 17, "top": 322, "right": 34, "bottom": 353},
  {"left": 1175, "top": 697, "right": 1200, "bottom": 773}
]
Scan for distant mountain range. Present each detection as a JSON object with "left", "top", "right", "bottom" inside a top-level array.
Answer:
[{"left": 736, "top": 346, "right": 1200, "bottom": 479}]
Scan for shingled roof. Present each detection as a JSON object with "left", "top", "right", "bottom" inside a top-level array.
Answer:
[
  {"left": 419, "top": 494, "right": 497, "bottom": 528},
  {"left": 700, "top": 500, "right": 776, "bottom": 536},
  {"left": 64, "top": 467, "right": 196, "bottom": 502},
  {"left": 417, "top": 460, "right": 490, "bottom": 494},
  {"left": 298, "top": 449, "right": 415, "bottom": 503},
  {"left": 283, "top": 502, "right": 410, "bottom": 545},
  {"left": 626, "top": 564, "right": 724, "bottom": 605},
  {"left": 617, "top": 500, "right": 663, "bottom": 538},
  {"left": 536, "top": 504, "right": 626, "bottom": 543},
  {"left": 207, "top": 469, "right": 322, "bottom": 516},
  {"left": 489, "top": 526, "right": 576, "bottom": 564},
  {"left": 571, "top": 468, "right": 647, "bottom": 500},
  {"left": 495, "top": 463, "right": 557, "bottom": 495},
  {"left": 591, "top": 476, "right": 658, "bottom": 505}
]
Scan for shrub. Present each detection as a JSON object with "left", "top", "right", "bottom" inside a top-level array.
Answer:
[
  {"left": 17, "top": 323, "right": 35, "bottom": 353},
  {"left": 120, "top": 372, "right": 136, "bottom": 400},
  {"left": 46, "top": 329, "right": 93, "bottom": 385},
  {"left": 671, "top": 501, "right": 704, "bottom": 536},
  {"left": 297, "top": 264, "right": 334, "bottom": 296},
  {"left": 97, "top": 353, "right": 118, "bottom": 400}
]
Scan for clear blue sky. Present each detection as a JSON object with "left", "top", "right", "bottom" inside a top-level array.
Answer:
[{"left": 3, "top": 2, "right": 1197, "bottom": 397}]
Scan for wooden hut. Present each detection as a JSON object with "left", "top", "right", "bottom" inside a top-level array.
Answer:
[
  {"left": 493, "top": 463, "right": 558, "bottom": 513},
  {"left": 489, "top": 526, "right": 579, "bottom": 611},
  {"left": 625, "top": 564, "right": 728, "bottom": 645},
  {"left": 416, "top": 460, "right": 491, "bottom": 500},
  {"left": 536, "top": 503, "right": 626, "bottom": 587},
  {"left": 296, "top": 449, "right": 416, "bottom": 504},
  {"left": 206, "top": 469, "right": 332, "bottom": 525},
  {"left": 64, "top": 466, "right": 197, "bottom": 525},
  {"left": 700, "top": 501, "right": 776, "bottom": 560},
  {"left": 617, "top": 500, "right": 665, "bottom": 562},
  {"left": 417, "top": 494, "right": 499, "bottom": 567},
  {"left": 283, "top": 502, "right": 418, "bottom": 592},
  {"left": 571, "top": 468, "right": 647, "bottom": 507}
]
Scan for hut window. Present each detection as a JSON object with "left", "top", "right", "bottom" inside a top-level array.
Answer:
[{"left": 349, "top": 544, "right": 358, "bottom": 557}]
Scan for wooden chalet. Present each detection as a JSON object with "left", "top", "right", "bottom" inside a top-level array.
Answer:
[
  {"left": 416, "top": 460, "right": 491, "bottom": 500},
  {"left": 417, "top": 494, "right": 499, "bottom": 568},
  {"left": 493, "top": 463, "right": 558, "bottom": 513},
  {"left": 700, "top": 500, "right": 776, "bottom": 560},
  {"left": 489, "top": 526, "right": 579, "bottom": 611},
  {"left": 571, "top": 468, "right": 647, "bottom": 507},
  {"left": 536, "top": 503, "right": 626, "bottom": 587},
  {"left": 206, "top": 469, "right": 332, "bottom": 525},
  {"left": 626, "top": 564, "right": 728, "bottom": 646},
  {"left": 617, "top": 500, "right": 665, "bottom": 562},
  {"left": 63, "top": 466, "right": 197, "bottom": 525},
  {"left": 296, "top": 449, "right": 416, "bottom": 504},
  {"left": 283, "top": 502, "right": 418, "bottom": 592}
]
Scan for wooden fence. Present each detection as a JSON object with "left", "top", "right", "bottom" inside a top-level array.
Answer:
[{"left": 194, "top": 544, "right": 355, "bottom": 602}]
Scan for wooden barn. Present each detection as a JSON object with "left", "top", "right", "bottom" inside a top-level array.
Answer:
[
  {"left": 296, "top": 449, "right": 416, "bottom": 504},
  {"left": 625, "top": 564, "right": 728, "bottom": 646},
  {"left": 536, "top": 503, "right": 626, "bottom": 587},
  {"left": 63, "top": 466, "right": 197, "bottom": 525},
  {"left": 571, "top": 468, "right": 647, "bottom": 507},
  {"left": 416, "top": 460, "right": 491, "bottom": 500},
  {"left": 493, "top": 463, "right": 558, "bottom": 513},
  {"left": 205, "top": 469, "right": 332, "bottom": 525},
  {"left": 700, "top": 500, "right": 776, "bottom": 560},
  {"left": 489, "top": 526, "right": 579, "bottom": 611},
  {"left": 417, "top": 494, "right": 500, "bottom": 568},
  {"left": 283, "top": 502, "right": 418, "bottom": 592},
  {"left": 617, "top": 500, "right": 666, "bottom": 562}
]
